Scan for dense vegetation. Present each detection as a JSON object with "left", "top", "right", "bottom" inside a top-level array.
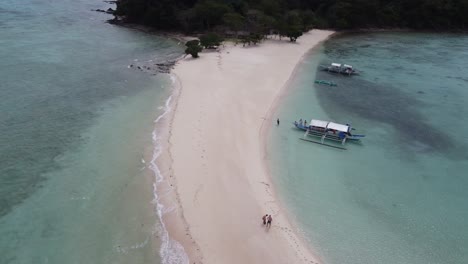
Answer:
[
  {"left": 115, "top": 0, "right": 468, "bottom": 32},
  {"left": 185, "top": 39, "right": 204, "bottom": 57}
]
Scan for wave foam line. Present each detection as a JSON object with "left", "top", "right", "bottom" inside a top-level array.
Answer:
[{"left": 149, "top": 93, "right": 189, "bottom": 264}]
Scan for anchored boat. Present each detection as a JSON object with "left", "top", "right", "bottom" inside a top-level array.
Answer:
[
  {"left": 320, "top": 63, "right": 358, "bottom": 76},
  {"left": 294, "top": 119, "right": 365, "bottom": 146},
  {"left": 314, "top": 80, "right": 337, "bottom": 86}
]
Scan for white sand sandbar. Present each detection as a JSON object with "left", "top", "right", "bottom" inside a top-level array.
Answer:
[{"left": 169, "top": 30, "right": 334, "bottom": 264}]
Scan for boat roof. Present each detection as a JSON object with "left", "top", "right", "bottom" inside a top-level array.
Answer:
[
  {"left": 331, "top": 63, "right": 341, "bottom": 67},
  {"left": 310, "top": 119, "right": 329, "bottom": 128},
  {"left": 343, "top": 64, "right": 353, "bottom": 68},
  {"left": 327, "top": 122, "right": 350, "bottom": 132}
]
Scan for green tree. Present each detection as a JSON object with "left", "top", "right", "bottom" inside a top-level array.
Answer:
[
  {"left": 285, "top": 28, "right": 302, "bottom": 41},
  {"left": 185, "top": 39, "right": 203, "bottom": 58},
  {"left": 194, "top": 0, "right": 232, "bottom": 29},
  {"left": 245, "top": 9, "right": 262, "bottom": 33},
  {"left": 325, "top": 1, "right": 353, "bottom": 29},
  {"left": 276, "top": 18, "right": 288, "bottom": 40},
  {"left": 259, "top": 0, "right": 281, "bottom": 18},
  {"left": 258, "top": 14, "right": 277, "bottom": 36},
  {"left": 223, "top": 12, "right": 245, "bottom": 38},
  {"left": 177, "top": 8, "right": 197, "bottom": 33},
  {"left": 240, "top": 36, "right": 251, "bottom": 47},
  {"left": 186, "top": 39, "right": 200, "bottom": 47},
  {"left": 278, "top": 11, "right": 303, "bottom": 41},
  {"left": 239, "top": 33, "right": 263, "bottom": 47},
  {"left": 245, "top": 9, "right": 276, "bottom": 36},
  {"left": 115, "top": 0, "right": 468, "bottom": 32},
  {"left": 249, "top": 33, "right": 263, "bottom": 44},
  {"left": 300, "top": 10, "right": 316, "bottom": 31},
  {"left": 284, "top": 10, "right": 302, "bottom": 27},
  {"left": 115, "top": 0, "right": 146, "bottom": 21},
  {"left": 200, "top": 33, "right": 224, "bottom": 49}
]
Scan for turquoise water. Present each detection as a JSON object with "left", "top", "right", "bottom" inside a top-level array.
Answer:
[
  {"left": 269, "top": 33, "right": 468, "bottom": 264},
  {"left": 0, "top": 0, "right": 183, "bottom": 263}
]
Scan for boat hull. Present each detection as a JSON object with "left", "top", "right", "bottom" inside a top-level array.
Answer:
[
  {"left": 293, "top": 123, "right": 364, "bottom": 142},
  {"left": 319, "top": 65, "right": 359, "bottom": 76},
  {"left": 315, "top": 80, "right": 337, "bottom": 86}
]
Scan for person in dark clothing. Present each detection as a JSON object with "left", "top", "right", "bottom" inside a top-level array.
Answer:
[
  {"left": 267, "top": 215, "right": 272, "bottom": 227},
  {"left": 262, "top": 214, "right": 268, "bottom": 225}
]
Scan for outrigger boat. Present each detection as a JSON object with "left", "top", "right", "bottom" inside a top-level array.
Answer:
[
  {"left": 320, "top": 63, "right": 358, "bottom": 76},
  {"left": 314, "top": 80, "right": 337, "bottom": 86},
  {"left": 294, "top": 119, "right": 365, "bottom": 146}
]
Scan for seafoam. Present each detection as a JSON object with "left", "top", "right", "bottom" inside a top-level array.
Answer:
[{"left": 149, "top": 76, "right": 190, "bottom": 264}]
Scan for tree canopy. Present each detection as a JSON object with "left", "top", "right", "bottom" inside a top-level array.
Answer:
[
  {"left": 115, "top": 0, "right": 468, "bottom": 32},
  {"left": 185, "top": 39, "right": 203, "bottom": 58},
  {"left": 200, "top": 33, "right": 224, "bottom": 48}
]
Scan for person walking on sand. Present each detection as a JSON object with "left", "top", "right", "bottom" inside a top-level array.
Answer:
[
  {"left": 277, "top": 118, "right": 280, "bottom": 126},
  {"left": 267, "top": 215, "right": 272, "bottom": 227},
  {"left": 262, "top": 214, "right": 268, "bottom": 225}
]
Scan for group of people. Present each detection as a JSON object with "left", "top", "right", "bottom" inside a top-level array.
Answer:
[
  {"left": 262, "top": 214, "right": 273, "bottom": 228},
  {"left": 294, "top": 118, "right": 308, "bottom": 127}
]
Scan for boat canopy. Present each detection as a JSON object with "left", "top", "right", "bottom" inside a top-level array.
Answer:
[
  {"left": 327, "top": 122, "right": 350, "bottom": 132},
  {"left": 331, "top": 63, "right": 342, "bottom": 67},
  {"left": 310, "top": 119, "right": 329, "bottom": 128},
  {"left": 343, "top": 64, "right": 353, "bottom": 68}
]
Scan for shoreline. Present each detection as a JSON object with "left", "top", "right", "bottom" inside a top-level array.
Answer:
[
  {"left": 160, "top": 30, "right": 334, "bottom": 264},
  {"left": 258, "top": 40, "right": 329, "bottom": 259}
]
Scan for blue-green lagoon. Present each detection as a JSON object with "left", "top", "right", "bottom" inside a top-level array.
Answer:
[
  {"left": 0, "top": 0, "right": 185, "bottom": 263},
  {"left": 269, "top": 33, "right": 468, "bottom": 264},
  {"left": 3, "top": 3, "right": 468, "bottom": 263}
]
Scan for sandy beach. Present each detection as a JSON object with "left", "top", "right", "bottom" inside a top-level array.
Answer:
[{"left": 166, "top": 30, "right": 334, "bottom": 264}]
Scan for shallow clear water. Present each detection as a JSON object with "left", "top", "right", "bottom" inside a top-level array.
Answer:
[
  {"left": 0, "top": 0, "right": 183, "bottom": 263},
  {"left": 269, "top": 33, "right": 468, "bottom": 264}
]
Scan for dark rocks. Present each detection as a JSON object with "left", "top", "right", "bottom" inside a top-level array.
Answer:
[
  {"left": 128, "top": 60, "right": 177, "bottom": 75},
  {"left": 94, "top": 8, "right": 114, "bottom": 14},
  {"left": 155, "top": 61, "right": 176, "bottom": 73}
]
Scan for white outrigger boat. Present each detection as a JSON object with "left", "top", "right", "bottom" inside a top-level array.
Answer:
[
  {"left": 320, "top": 63, "right": 358, "bottom": 76},
  {"left": 294, "top": 119, "right": 365, "bottom": 147}
]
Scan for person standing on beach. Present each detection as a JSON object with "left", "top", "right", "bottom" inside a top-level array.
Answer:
[
  {"left": 267, "top": 215, "right": 272, "bottom": 227},
  {"left": 262, "top": 214, "right": 268, "bottom": 225},
  {"left": 277, "top": 118, "right": 280, "bottom": 126}
]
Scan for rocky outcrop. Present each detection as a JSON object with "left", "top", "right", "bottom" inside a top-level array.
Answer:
[
  {"left": 128, "top": 60, "right": 177, "bottom": 75},
  {"left": 94, "top": 8, "right": 114, "bottom": 14}
]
